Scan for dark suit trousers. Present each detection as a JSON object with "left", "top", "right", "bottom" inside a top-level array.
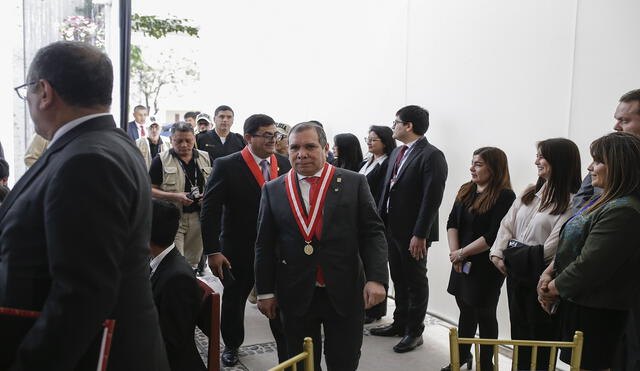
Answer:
[
  {"left": 387, "top": 233, "right": 428, "bottom": 336},
  {"left": 280, "top": 288, "right": 363, "bottom": 371},
  {"left": 221, "top": 258, "right": 287, "bottom": 362},
  {"left": 506, "top": 278, "right": 557, "bottom": 371},
  {"left": 613, "top": 306, "right": 640, "bottom": 371}
]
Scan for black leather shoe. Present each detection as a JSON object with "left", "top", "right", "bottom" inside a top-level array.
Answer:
[
  {"left": 221, "top": 347, "right": 239, "bottom": 367},
  {"left": 393, "top": 335, "right": 423, "bottom": 353},
  {"left": 440, "top": 353, "right": 472, "bottom": 371},
  {"left": 369, "top": 324, "right": 404, "bottom": 337}
]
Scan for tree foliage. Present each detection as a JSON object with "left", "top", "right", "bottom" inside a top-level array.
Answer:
[{"left": 131, "top": 14, "right": 199, "bottom": 39}]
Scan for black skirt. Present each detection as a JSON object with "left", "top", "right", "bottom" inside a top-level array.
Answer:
[{"left": 558, "top": 300, "right": 628, "bottom": 370}]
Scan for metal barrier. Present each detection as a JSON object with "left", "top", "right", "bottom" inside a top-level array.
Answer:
[
  {"left": 448, "top": 328, "right": 583, "bottom": 371},
  {"left": 268, "top": 337, "right": 314, "bottom": 371}
]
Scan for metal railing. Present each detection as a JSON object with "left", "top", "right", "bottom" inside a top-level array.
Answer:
[{"left": 268, "top": 337, "right": 314, "bottom": 371}]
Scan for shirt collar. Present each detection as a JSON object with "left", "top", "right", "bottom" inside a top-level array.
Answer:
[
  {"left": 297, "top": 167, "right": 324, "bottom": 181},
  {"left": 247, "top": 146, "right": 271, "bottom": 166},
  {"left": 150, "top": 244, "right": 175, "bottom": 275},
  {"left": 48, "top": 113, "right": 112, "bottom": 147}
]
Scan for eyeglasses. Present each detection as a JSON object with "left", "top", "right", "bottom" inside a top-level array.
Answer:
[
  {"left": 392, "top": 119, "right": 407, "bottom": 128},
  {"left": 14, "top": 81, "right": 37, "bottom": 100},
  {"left": 364, "top": 137, "right": 381, "bottom": 143},
  {"left": 251, "top": 132, "right": 277, "bottom": 140}
]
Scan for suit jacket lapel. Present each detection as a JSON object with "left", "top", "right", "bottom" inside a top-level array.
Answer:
[
  {"left": 394, "top": 137, "right": 427, "bottom": 183},
  {"left": 321, "top": 168, "right": 342, "bottom": 237},
  {"left": 0, "top": 116, "right": 116, "bottom": 222}
]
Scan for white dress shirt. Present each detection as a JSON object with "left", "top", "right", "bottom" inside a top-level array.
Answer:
[
  {"left": 150, "top": 244, "right": 176, "bottom": 277},
  {"left": 136, "top": 122, "right": 146, "bottom": 139},
  {"left": 358, "top": 155, "right": 388, "bottom": 176},
  {"left": 48, "top": 113, "right": 113, "bottom": 147},
  {"left": 490, "top": 184, "right": 574, "bottom": 263}
]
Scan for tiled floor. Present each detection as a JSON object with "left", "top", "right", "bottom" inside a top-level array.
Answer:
[{"left": 196, "top": 274, "right": 569, "bottom": 371}]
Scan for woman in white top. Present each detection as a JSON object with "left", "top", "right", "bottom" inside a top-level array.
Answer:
[
  {"left": 490, "top": 138, "right": 581, "bottom": 371},
  {"left": 359, "top": 125, "right": 396, "bottom": 323}
]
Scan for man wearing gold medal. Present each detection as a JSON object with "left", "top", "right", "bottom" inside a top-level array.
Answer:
[
  {"left": 255, "top": 122, "right": 388, "bottom": 370},
  {"left": 200, "top": 114, "right": 290, "bottom": 367}
]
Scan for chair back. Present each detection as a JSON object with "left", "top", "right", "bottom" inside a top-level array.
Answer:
[
  {"left": 196, "top": 279, "right": 221, "bottom": 371},
  {"left": 448, "top": 328, "right": 583, "bottom": 371},
  {"left": 268, "top": 337, "right": 314, "bottom": 371}
]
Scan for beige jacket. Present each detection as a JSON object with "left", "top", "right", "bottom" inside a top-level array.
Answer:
[
  {"left": 158, "top": 149, "right": 212, "bottom": 212},
  {"left": 136, "top": 136, "right": 171, "bottom": 169}
]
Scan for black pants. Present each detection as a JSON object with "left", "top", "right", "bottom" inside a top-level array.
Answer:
[
  {"left": 387, "top": 234, "right": 428, "bottom": 336},
  {"left": 220, "top": 259, "right": 287, "bottom": 362},
  {"left": 507, "top": 278, "right": 556, "bottom": 371},
  {"left": 612, "top": 306, "right": 640, "bottom": 371},
  {"left": 455, "top": 296, "right": 498, "bottom": 370},
  {"left": 280, "top": 288, "right": 363, "bottom": 371}
]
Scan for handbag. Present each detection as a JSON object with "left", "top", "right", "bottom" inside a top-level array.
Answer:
[{"left": 503, "top": 239, "right": 545, "bottom": 287}]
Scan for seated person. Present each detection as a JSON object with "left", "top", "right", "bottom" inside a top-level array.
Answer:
[{"left": 150, "top": 199, "right": 207, "bottom": 371}]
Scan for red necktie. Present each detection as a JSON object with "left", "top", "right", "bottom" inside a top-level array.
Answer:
[
  {"left": 304, "top": 177, "right": 325, "bottom": 285},
  {"left": 140, "top": 125, "right": 146, "bottom": 137},
  {"left": 391, "top": 145, "right": 408, "bottom": 179}
]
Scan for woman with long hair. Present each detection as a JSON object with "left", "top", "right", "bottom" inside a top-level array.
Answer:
[
  {"left": 538, "top": 132, "right": 640, "bottom": 371},
  {"left": 441, "top": 147, "right": 515, "bottom": 371},
  {"left": 333, "top": 133, "right": 363, "bottom": 172},
  {"left": 490, "top": 138, "right": 581, "bottom": 370},
  {"left": 359, "top": 125, "right": 397, "bottom": 204}
]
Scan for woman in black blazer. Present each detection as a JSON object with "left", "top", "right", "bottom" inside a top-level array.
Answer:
[
  {"left": 358, "top": 125, "right": 396, "bottom": 323},
  {"left": 441, "top": 147, "right": 515, "bottom": 371},
  {"left": 359, "top": 125, "right": 396, "bottom": 205}
]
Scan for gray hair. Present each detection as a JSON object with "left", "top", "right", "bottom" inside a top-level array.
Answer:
[{"left": 289, "top": 122, "right": 327, "bottom": 147}]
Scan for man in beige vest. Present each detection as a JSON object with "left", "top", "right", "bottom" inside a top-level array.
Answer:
[
  {"left": 137, "top": 119, "right": 170, "bottom": 168},
  {"left": 149, "top": 122, "right": 212, "bottom": 267}
]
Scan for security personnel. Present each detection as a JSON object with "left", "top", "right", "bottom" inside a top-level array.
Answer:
[{"left": 137, "top": 118, "right": 170, "bottom": 169}]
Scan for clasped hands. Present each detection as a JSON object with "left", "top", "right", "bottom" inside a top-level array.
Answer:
[
  {"left": 257, "top": 281, "right": 386, "bottom": 319},
  {"left": 537, "top": 272, "right": 560, "bottom": 314}
]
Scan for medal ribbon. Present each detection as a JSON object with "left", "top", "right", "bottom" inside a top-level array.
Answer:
[
  {"left": 241, "top": 147, "right": 278, "bottom": 187},
  {"left": 284, "top": 163, "right": 335, "bottom": 241}
]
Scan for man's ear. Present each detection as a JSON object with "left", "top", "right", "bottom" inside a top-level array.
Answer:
[
  {"left": 37, "top": 79, "right": 56, "bottom": 110},
  {"left": 405, "top": 122, "right": 414, "bottom": 134},
  {"left": 244, "top": 133, "right": 252, "bottom": 145}
]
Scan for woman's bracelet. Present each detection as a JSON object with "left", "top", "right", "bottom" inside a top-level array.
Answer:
[{"left": 458, "top": 248, "right": 464, "bottom": 260}]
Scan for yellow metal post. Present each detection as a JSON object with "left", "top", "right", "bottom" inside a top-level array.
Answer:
[
  {"left": 449, "top": 328, "right": 461, "bottom": 370},
  {"left": 303, "top": 337, "right": 314, "bottom": 371}
]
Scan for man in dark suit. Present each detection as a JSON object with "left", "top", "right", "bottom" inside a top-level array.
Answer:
[
  {"left": 370, "top": 105, "right": 448, "bottom": 353},
  {"left": 0, "top": 41, "right": 169, "bottom": 370},
  {"left": 196, "top": 105, "right": 246, "bottom": 162},
  {"left": 201, "top": 113, "right": 290, "bottom": 367},
  {"left": 255, "top": 122, "right": 388, "bottom": 370},
  {"left": 150, "top": 200, "right": 206, "bottom": 371},
  {"left": 127, "top": 104, "right": 148, "bottom": 141}
]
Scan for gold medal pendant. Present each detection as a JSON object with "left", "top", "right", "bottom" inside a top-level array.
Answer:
[{"left": 304, "top": 244, "right": 314, "bottom": 255}]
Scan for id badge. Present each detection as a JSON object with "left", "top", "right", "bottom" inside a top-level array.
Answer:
[{"left": 190, "top": 186, "right": 201, "bottom": 199}]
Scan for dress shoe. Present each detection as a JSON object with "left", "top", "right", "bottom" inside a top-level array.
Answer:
[
  {"left": 369, "top": 323, "right": 404, "bottom": 337},
  {"left": 364, "top": 315, "right": 381, "bottom": 324},
  {"left": 221, "top": 347, "right": 239, "bottom": 367},
  {"left": 440, "top": 353, "right": 472, "bottom": 371},
  {"left": 393, "top": 335, "right": 423, "bottom": 353}
]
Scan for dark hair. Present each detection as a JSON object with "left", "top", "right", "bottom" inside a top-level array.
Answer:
[
  {"left": 368, "top": 125, "right": 396, "bottom": 156},
  {"left": 289, "top": 122, "right": 327, "bottom": 147},
  {"left": 333, "top": 133, "right": 363, "bottom": 171},
  {"left": 170, "top": 121, "right": 195, "bottom": 136},
  {"left": 308, "top": 120, "right": 324, "bottom": 128},
  {"left": 244, "top": 114, "right": 276, "bottom": 135},
  {"left": 587, "top": 132, "right": 640, "bottom": 213},
  {"left": 151, "top": 200, "right": 180, "bottom": 247},
  {"left": 214, "top": 105, "right": 234, "bottom": 116},
  {"left": 456, "top": 147, "right": 512, "bottom": 214},
  {"left": 184, "top": 111, "right": 198, "bottom": 120},
  {"left": 620, "top": 89, "right": 640, "bottom": 114},
  {"left": 0, "top": 158, "right": 9, "bottom": 179},
  {"left": 28, "top": 41, "right": 113, "bottom": 108},
  {"left": 396, "top": 105, "right": 429, "bottom": 135},
  {"left": 133, "top": 105, "right": 147, "bottom": 113},
  {"left": 521, "top": 138, "right": 581, "bottom": 215}
]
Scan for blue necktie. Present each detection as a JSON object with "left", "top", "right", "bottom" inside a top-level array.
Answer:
[{"left": 260, "top": 159, "right": 270, "bottom": 181}]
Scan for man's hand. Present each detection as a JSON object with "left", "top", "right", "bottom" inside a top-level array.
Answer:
[
  {"left": 175, "top": 192, "right": 194, "bottom": 206},
  {"left": 409, "top": 236, "right": 428, "bottom": 260},
  {"left": 363, "top": 281, "right": 386, "bottom": 309},
  {"left": 207, "top": 254, "right": 231, "bottom": 279},
  {"left": 537, "top": 272, "right": 553, "bottom": 297},
  {"left": 258, "top": 297, "right": 278, "bottom": 319},
  {"left": 490, "top": 256, "right": 507, "bottom": 276}
]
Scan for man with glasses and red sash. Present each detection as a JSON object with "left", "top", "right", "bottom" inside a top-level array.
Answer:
[
  {"left": 254, "top": 121, "right": 388, "bottom": 371},
  {"left": 200, "top": 114, "right": 290, "bottom": 367}
]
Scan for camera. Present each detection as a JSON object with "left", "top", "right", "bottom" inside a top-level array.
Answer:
[{"left": 186, "top": 186, "right": 202, "bottom": 201}]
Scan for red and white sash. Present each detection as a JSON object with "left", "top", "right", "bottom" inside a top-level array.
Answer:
[
  {"left": 284, "top": 162, "right": 335, "bottom": 242},
  {"left": 240, "top": 147, "right": 278, "bottom": 187}
]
